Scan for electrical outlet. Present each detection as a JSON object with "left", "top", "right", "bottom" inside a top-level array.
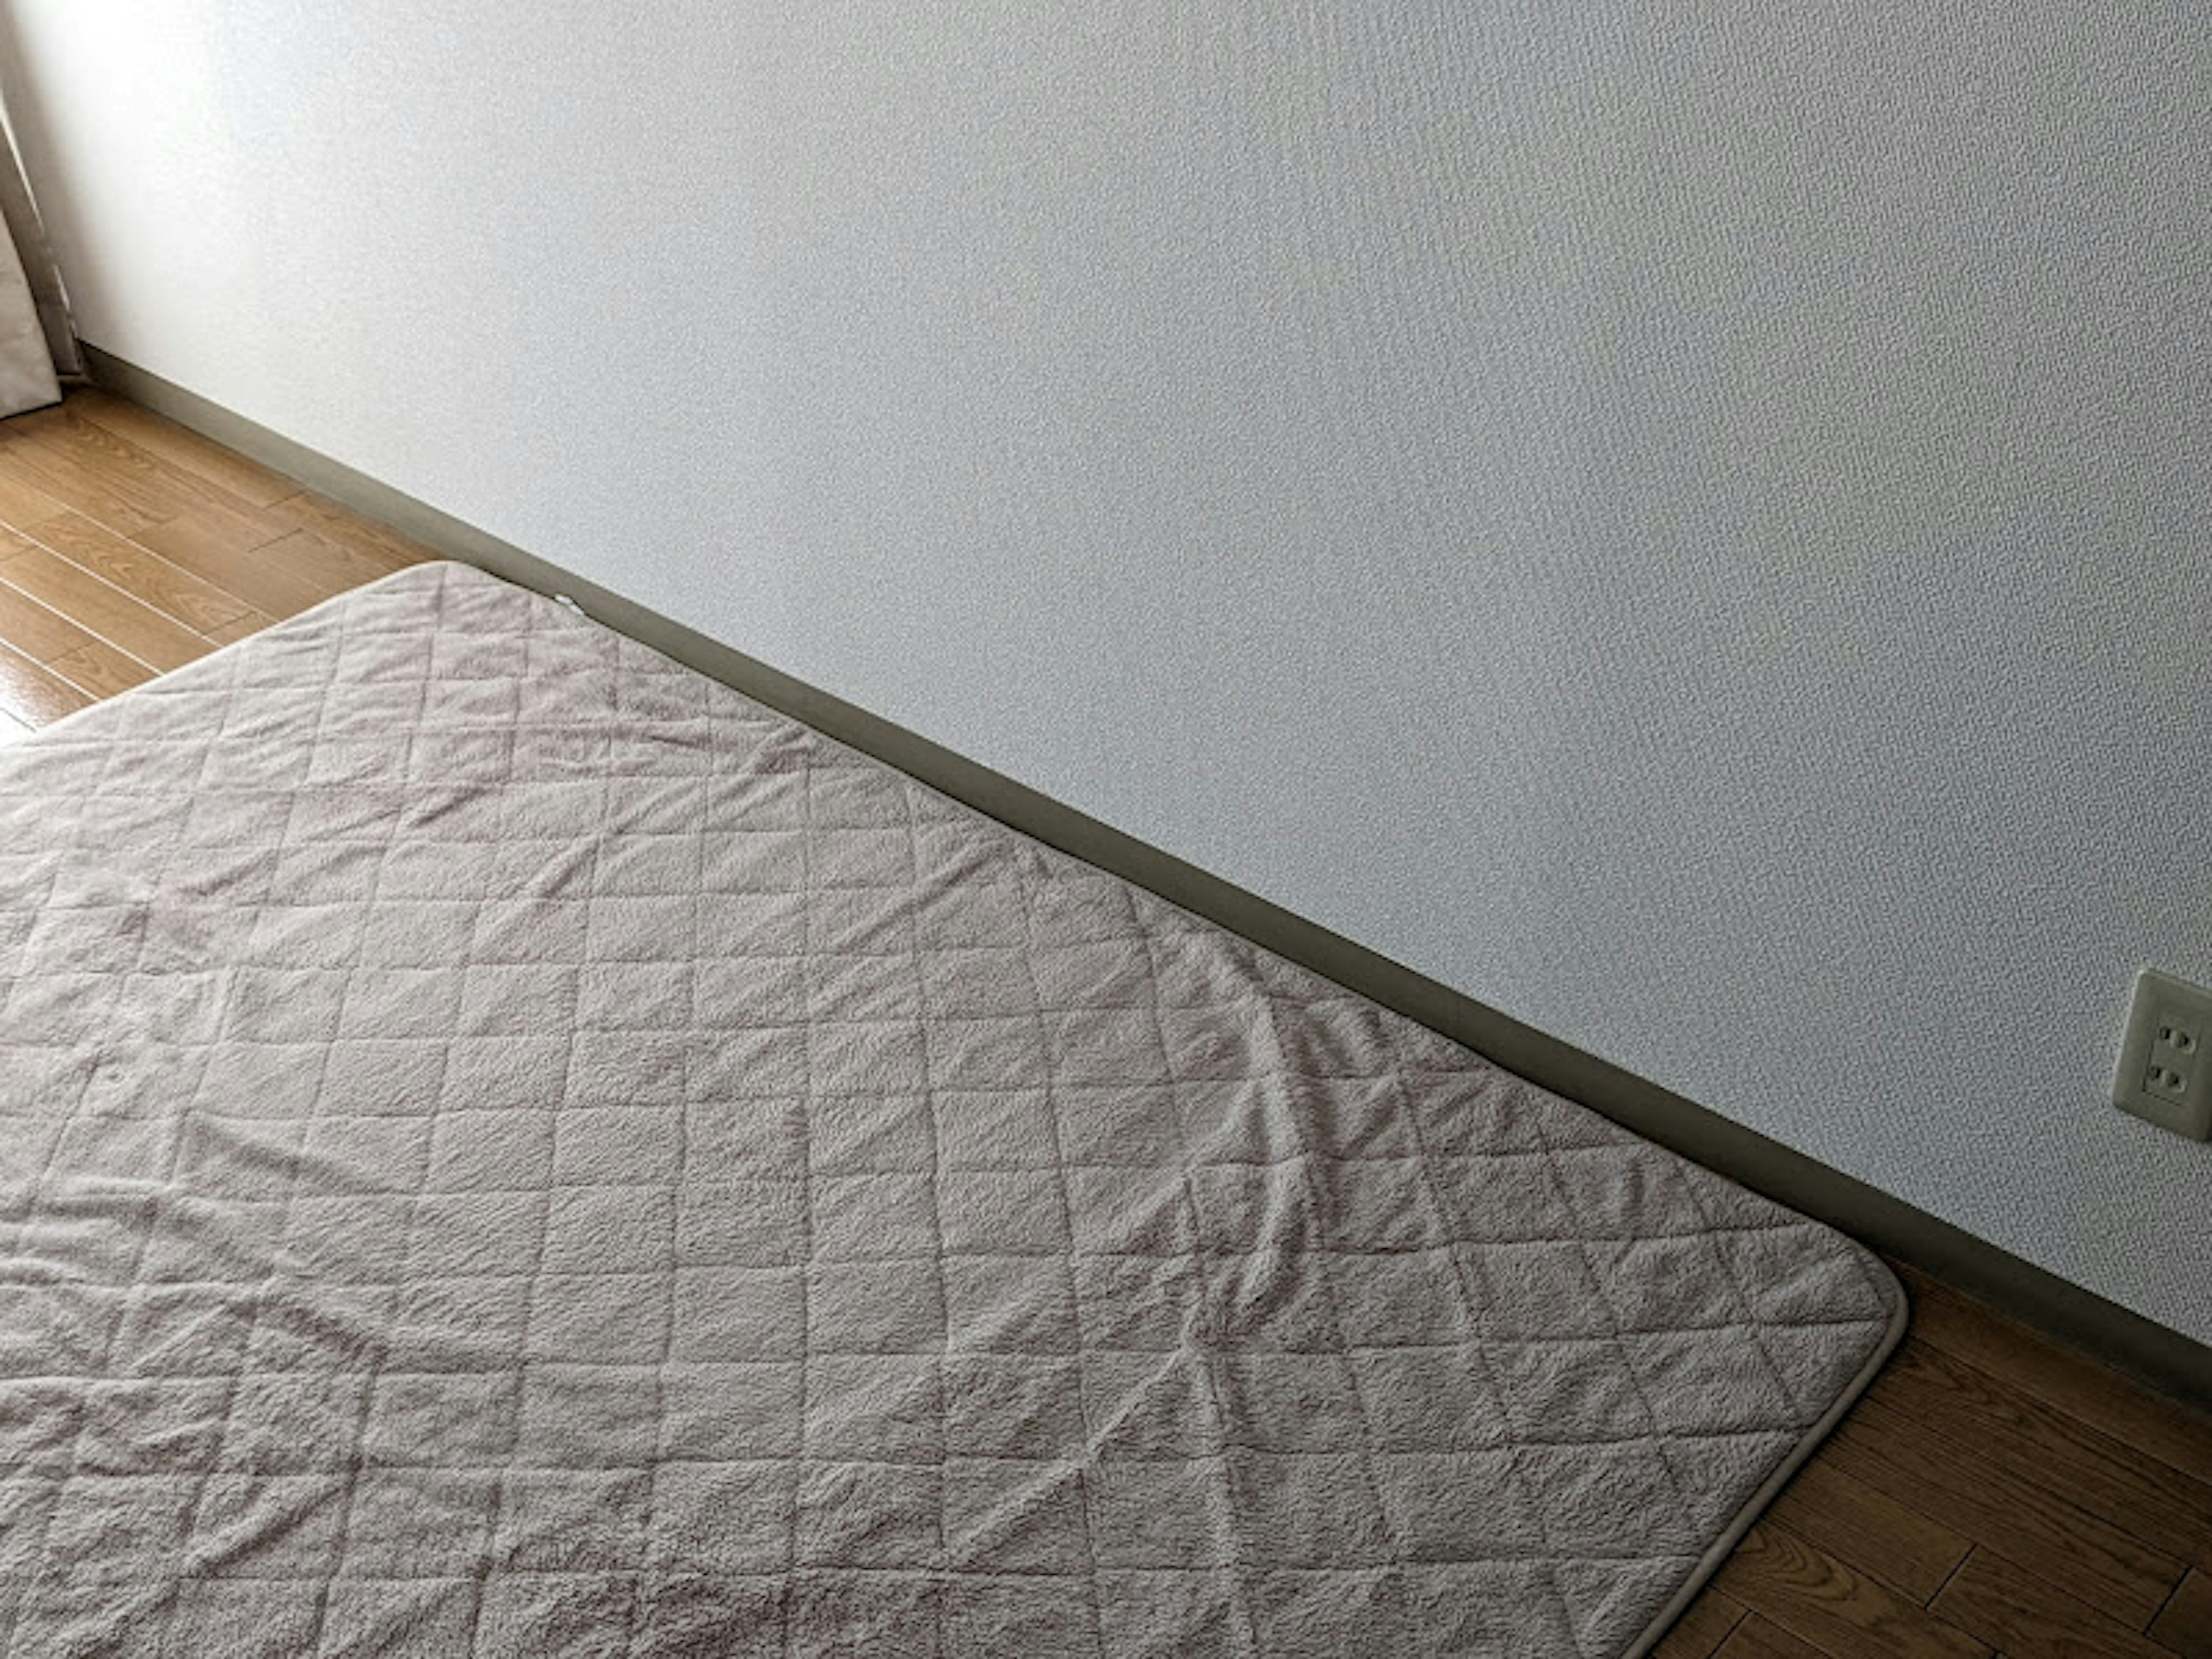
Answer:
[{"left": 2113, "top": 969, "right": 2212, "bottom": 1141}]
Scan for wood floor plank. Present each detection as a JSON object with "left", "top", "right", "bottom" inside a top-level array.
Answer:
[
  {"left": 1823, "top": 1401, "right": 2187, "bottom": 1626},
  {"left": 1866, "top": 1342, "right": 2212, "bottom": 1566},
  {"left": 1929, "top": 1550, "right": 2173, "bottom": 1659},
  {"left": 0, "top": 455, "right": 73, "bottom": 531},
  {"left": 66, "top": 388, "right": 300, "bottom": 507},
  {"left": 0, "top": 636, "right": 92, "bottom": 726},
  {"left": 1891, "top": 1264, "right": 2212, "bottom": 1490},
  {"left": 1654, "top": 1591, "right": 1749, "bottom": 1659},
  {"left": 237, "top": 525, "right": 402, "bottom": 603},
  {"left": 1711, "top": 1525, "right": 1990, "bottom": 1659},
  {"left": 0, "top": 560, "right": 74, "bottom": 664},
  {"left": 0, "top": 540, "right": 209, "bottom": 672},
  {"left": 0, "top": 431, "right": 164, "bottom": 536},
  {"left": 0, "top": 580, "right": 158, "bottom": 695},
  {"left": 0, "top": 703, "right": 30, "bottom": 743},
  {"left": 1717, "top": 1615, "right": 1829, "bottom": 1659},
  {"left": 1767, "top": 1456, "right": 1972, "bottom": 1603},
  {"left": 203, "top": 612, "right": 274, "bottom": 648},
  {"left": 42, "top": 641, "right": 157, "bottom": 700},
  {"left": 7, "top": 401, "right": 285, "bottom": 539},
  {"left": 2150, "top": 1569, "right": 2212, "bottom": 1659},
  {"left": 130, "top": 522, "right": 343, "bottom": 619},
  {"left": 261, "top": 488, "right": 437, "bottom": 569},
  {"left": 23, "top": 511, "right": 272, "bottom": 638}
]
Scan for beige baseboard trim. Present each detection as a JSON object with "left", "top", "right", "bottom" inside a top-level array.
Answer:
[{"left": 84, "top": 341, "right": 2212, "bottom": 1410}]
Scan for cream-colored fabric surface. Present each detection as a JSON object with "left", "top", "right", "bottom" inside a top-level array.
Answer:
[
  {"left": 0, "top": 155, "right": 56, "bottom": 415},
  {"left": 0, "top": 229, "right": 55, "bottom": 415},
  {"left": 0, "top": 563, "right": 1901, "bottom": 1656}
]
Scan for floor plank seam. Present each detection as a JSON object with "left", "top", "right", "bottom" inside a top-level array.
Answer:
[{"left": 1924, "top": 1539, "right": 1975, "bottom": 1611}]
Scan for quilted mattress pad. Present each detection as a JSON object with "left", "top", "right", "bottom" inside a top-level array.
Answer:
[{"left": 0, "top": 562, "right": 1902, "bottom": 1656}]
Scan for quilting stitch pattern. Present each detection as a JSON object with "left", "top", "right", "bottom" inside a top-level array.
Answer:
[{"left": 0, "top": 563, "right": 1900, "bottom": 1656}]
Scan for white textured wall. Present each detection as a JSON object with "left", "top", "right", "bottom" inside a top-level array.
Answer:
[{"left": 7, "top": 2, "right": 2210, "bottom": 1340}]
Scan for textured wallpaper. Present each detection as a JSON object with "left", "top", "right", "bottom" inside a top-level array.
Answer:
[{"left": 7, "top": 1, "right": 2210, "bottom": 1339}]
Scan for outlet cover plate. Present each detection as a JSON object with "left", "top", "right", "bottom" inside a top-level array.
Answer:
[{"left": 2114, "top": 968, "right": 2212, "bottom": 1141}]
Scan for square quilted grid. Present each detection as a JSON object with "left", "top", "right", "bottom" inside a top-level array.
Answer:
[{"left": 0, "top": 563, "right": 1901, "bottom": 1658}]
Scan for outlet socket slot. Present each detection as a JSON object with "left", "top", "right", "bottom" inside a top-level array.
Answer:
[{"left": 2114, "top": 968, "right": 2212, "bottom": 1141}]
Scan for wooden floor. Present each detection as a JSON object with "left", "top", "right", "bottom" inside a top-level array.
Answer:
[
  {"left": 3, "top": 387, "right": 2210, "bottom": 1658},
  {"left": 1661, "top": 1260, "right": 2212, "bottom": 1659},
  {"left": 0, "top": 387, "right": 433, "bottom": 738}
]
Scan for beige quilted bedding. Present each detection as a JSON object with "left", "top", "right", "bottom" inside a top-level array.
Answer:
[{"left": 0, "top": 562, "right": 1902, "bottom": 1656}]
